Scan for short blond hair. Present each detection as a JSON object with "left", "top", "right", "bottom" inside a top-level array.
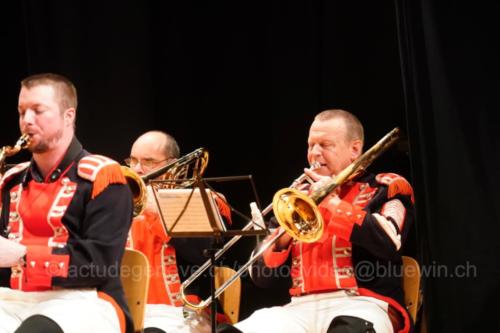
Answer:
[{"left": 21, "top": 73, "right": 77, "bottom": 111}]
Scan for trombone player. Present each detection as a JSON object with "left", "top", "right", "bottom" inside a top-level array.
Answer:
[
  {"left": 221, "top": 110, "right": 415, "bottom": 333},
  {"left": 126, "top": 130, "right": 231, "bottom": 333}
]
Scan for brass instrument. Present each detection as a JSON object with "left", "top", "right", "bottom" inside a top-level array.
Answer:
[
  {"left": 180, "top": 162, "right": 322, "bottom": 310},
  {"left": 122, "top": 147, "right": 209, "bottom": 217},
  {"left": 0, "top": 134, "right": 31, "bottom": 174},
  {"left": 181, "top": 127, "right": 400, "bottom": 310}
]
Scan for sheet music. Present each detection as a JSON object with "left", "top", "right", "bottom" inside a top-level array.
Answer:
[{"left": 152, "top": 188, "right": 226, "bottom": 235}]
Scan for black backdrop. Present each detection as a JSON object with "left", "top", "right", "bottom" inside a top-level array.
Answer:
[
  {"left": 2, "top": 1, "right": 497, "bottom": 331},
  {"left": 396, "top": 1, "right": 500, "bottom": 332}
]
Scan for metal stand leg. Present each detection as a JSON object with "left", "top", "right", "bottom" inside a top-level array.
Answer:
[{"left": 209, "top": 248, "right": 217, "bottom": 333}]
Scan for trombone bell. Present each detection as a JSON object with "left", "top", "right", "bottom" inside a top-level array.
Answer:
[
  {"left": 272, "top": 188, "right": 324, "bottom": 243},
  {"left": 121, "top": 165, "right": 148, "bottom": 217}
]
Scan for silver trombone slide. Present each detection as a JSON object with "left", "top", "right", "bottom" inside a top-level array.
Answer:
[
  {"left": 183, "top": 227, "right": 287, "bottom": 310},
  {"left": 180, "top": 163, "right": 319, "bottom": 310}
]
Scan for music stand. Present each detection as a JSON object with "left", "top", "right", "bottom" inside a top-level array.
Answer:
[
  {"left": 151, "top": 186, "right": 227, "bottom": 237},
  {"left": 150, "top": 176, "right": 267, "bottom": 333}
]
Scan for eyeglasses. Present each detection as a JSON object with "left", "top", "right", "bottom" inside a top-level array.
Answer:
[{"left": 124, "top": 157, "right": 170, "bottom": 169}]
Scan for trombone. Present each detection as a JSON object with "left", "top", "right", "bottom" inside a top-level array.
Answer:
[
  {"left": 179, "top": 161, "right": 320, "bottom": 310},
  {"left": 122, "top": 147, "right": 209, "bottom": 216},
  {"left": 181, "top": 127, "right": 401, "bottom": 310}
]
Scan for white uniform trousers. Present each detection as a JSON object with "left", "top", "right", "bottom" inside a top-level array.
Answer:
[
  {"left": 235, "top": 290, "right": 393, "bottom": 333},
  {"left": 0, "top": 287, "right": 121, "bottom": 333},
  {"left": 144, "top": 304, "right": 211, "bottom": 333}
]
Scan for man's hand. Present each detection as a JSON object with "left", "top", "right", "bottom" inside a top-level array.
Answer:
[
  {"left": 0, "top": 236, "right": 26, "bottom": 267},
  {"left": 274, "top": 230, "right": 293, "bottom": 251},
  {"left": 303, "top": 168, "right": 333, "bottom": 192},
  {"left": 303, "top": 168, "right": 341, "bottom": 206}
]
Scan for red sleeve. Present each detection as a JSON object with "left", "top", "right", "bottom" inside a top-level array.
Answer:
[
  {"left": 321, "top": 199, "right": 367, "bottom": 241},
  {"left": 262, "top": 229, "right": 292, "bottom": 268},
  {"left": 24, "top": 245, "right": 70, "bottom": 288}
]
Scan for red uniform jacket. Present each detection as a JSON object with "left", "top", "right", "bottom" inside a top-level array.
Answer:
[
  {"left": 0, "top": 138, "right": 134, "bottom": 333},
  {"left": 253, "top": 172, "right": 414, "bottom": 333}
]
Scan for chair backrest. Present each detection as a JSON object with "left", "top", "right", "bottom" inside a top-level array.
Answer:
[
  {"left": 214, "top": 266, "right": 241, "bottom": 324},
  {"left": 121, "top": 248, "right": 150, "bottom": 333},
  {"left": 401, "top": 255, "right": 421, "bottom": 323}
]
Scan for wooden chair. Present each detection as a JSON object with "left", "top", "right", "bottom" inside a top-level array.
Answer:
[
  {"left": 121, "top": 249, "right": 150, "bottom": 333},
  {"left": 401, "top": 256, "right": 422, "bottom": 323},
  {"left": 214, "top": 266, "right": 241, "bottom": 324}
]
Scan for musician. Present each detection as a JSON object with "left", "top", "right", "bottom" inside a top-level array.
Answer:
[
  {"left": 127, "top": 130, "right": 231, "bottom": 333},
  {"left": 0, "top": 73, "right": 134, "bottom": 333},
  {"left": 220, "top": 109, "right": 415, "bottom": 333}
]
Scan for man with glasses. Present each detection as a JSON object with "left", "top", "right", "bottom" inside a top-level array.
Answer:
[
  {"left": 126, "top": 130, "right": 178, "bottom": 176},
  {"left": 126, "top": 130, "right": 231, "bottom": 333}
]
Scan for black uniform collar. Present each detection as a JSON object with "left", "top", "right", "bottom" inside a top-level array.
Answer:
[
  {"left": 24, "top": 137, "right": 83, "bottom": 184},
  {"left": 353, "top": 170, "right": 370, "bottom": 182}
]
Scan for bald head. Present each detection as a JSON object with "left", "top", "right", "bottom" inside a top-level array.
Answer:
[
  {"left": 315, "top": 109, "right": 364, "bottom": 148},
  {"left": 129, "top": 130, "right": 180, "bottom": 175}
]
